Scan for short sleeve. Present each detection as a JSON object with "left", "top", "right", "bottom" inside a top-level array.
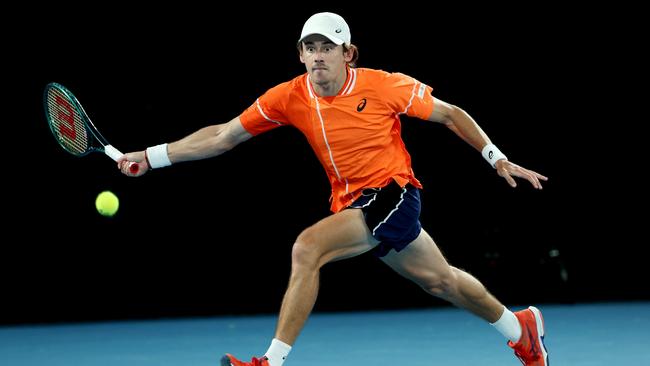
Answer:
[
  {"left": 239, "top": 82, "right": 291, "bottom": 136},
  {"left": 380, "top": 72, "right": 435, "bottom": 120}
]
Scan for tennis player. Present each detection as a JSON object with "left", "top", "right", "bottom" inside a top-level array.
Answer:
[{"left": 119, "top": 12, "right": 549, "bottom": 366}]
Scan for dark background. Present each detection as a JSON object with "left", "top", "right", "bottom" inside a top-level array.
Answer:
[{"left": 4, "top": 5, "right": 644, "bottom": 325}]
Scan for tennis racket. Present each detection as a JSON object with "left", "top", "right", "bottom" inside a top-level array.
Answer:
[{"left": 44, "top": 82, "right": 138, "bottom": 173}]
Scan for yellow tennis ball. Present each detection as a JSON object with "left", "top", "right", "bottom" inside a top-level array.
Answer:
[{"left": 95, "top": 190, "right": 119, "bottom": 217}]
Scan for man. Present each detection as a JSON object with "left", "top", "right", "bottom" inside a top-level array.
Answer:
[{"left": 119, "top": 11, "right": 549, "bottom": 366}]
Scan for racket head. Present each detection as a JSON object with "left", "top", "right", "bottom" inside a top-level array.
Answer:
[{"left": 43, "top": 83, "right": 105, "bottom": 157}]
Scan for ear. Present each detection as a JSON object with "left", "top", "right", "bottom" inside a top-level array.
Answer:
[
  {"left": 343, "top": 46, "right": 353, "bottom": 62},
  {"left": 298, "top": 43, "right": 306, "bottom": 64}
]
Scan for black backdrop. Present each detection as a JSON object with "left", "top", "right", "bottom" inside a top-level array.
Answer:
[{"left": 4, "top": 5, "right": 644, "bottom": 325}]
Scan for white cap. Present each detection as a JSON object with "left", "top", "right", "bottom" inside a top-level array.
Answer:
[{"left": 298, "top": 12, "right": 351, "bottom": 46}]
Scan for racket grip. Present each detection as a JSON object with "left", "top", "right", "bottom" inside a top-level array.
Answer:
[
  {"left": 104, "top": 145, "right": 124, "bottom": 161},
  {"left": 105, "top": 145, "right": 140, "bottom": 173}
]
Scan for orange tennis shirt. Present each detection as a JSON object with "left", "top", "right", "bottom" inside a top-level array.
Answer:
[{"left": 239, "top": 67, "right": 435, "bottom": 213}]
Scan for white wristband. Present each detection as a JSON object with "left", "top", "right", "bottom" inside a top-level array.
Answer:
[
  {"left": 146, "top": 143, "right": 172, "bottom": 169},
  {"left": 481, "top": 143, "right": 508, "bottom": 168}
]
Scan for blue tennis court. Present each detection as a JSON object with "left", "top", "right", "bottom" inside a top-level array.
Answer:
[{"left": 2, "top": 302, "right": 648, "bottom": 365}]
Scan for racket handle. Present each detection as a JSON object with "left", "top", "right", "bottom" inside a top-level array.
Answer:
[
  {"left": 104, "top": 145, "right": 124, "bottom": 161},
  {"left": 105, "top": 145, "right": 139, "bottom": 173}
]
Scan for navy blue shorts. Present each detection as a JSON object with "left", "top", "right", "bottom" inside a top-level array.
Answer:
[{"left": 348, "top": 182, "right": 422, "bottom": 258}]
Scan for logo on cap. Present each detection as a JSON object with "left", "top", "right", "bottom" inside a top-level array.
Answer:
[{"left": 335, "top": 28, "right": 342, "bottom": 33}]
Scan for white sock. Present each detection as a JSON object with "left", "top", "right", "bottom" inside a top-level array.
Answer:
[
  {"left": 491, "top": 307, "right": 522, "bottom": 343},
  {"left": 264, "top": 338, "right": 292, "bottom": 366}
]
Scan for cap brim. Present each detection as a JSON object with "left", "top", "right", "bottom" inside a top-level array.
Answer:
[{"left": 298, "top": 33, "right": 345, "bottom": 46}]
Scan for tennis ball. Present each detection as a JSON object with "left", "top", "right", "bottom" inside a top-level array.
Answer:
[{"left": 95, "top": 190, "right": 119, "bottom": 217}]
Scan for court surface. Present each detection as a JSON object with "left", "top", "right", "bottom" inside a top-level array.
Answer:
[{"left": 1, "top": 302, "right": 648, "bottom": 365}]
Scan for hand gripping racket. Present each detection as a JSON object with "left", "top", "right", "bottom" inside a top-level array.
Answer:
[{"left": 44, "top": 82, "right": 138, "bottom": 173}]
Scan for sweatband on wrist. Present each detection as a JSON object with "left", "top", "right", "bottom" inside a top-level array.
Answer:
[
  {"left": 481, "top": 143, "right": 507, "bottom": 168},
  {"left": 146, "top": 143, "right": 172, "bottom": 169}
]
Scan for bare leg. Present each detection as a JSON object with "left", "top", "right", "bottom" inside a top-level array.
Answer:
[
  {"left": 381, "top": 229, "right": 504, "bottom": 322},
  {"left": 275, "top": 209, "right": 378, "bottom": 344}
]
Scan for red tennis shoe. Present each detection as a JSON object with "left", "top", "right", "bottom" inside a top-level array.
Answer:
[{"left": 508, "top": 306, "right": 549, "bottom": 365}]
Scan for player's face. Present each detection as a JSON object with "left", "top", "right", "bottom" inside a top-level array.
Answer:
[{"left": 300, "top": 36, "right": 351, "bottom": 87}]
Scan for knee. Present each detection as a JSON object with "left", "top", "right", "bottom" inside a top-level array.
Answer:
[
  {"left": 422, "top": 267, "right": 457, "bottom": 298},
  {"left": 291, "top": 227, "right": 322, "bottom": 270}
]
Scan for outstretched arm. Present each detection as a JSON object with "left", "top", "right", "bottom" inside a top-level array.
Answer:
[
  {"left": 427, "top": 98, "right": 547, "bottom": 189},
  {"left": 118, "top": 116, "right": 252, "bottom": 176}
]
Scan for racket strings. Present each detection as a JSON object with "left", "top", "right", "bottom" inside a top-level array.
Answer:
[{"left": 46, "top": 88, "right": 89, "bottom": 155}]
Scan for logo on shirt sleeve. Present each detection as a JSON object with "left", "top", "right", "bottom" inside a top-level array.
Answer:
[{"left": 356, "top": 98, "right": 367, "bottom": 112}]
